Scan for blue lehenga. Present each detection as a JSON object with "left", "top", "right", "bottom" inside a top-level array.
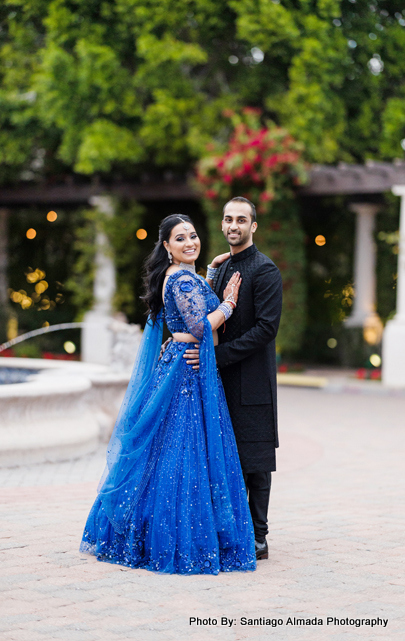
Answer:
[{"left": 80, "top": 270, "right": 256, "bottom": 574}]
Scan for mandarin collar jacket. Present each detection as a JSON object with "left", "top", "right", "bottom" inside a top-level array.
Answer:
[{"left": 213, "top": 244, "right": 282, "bottom": 449}]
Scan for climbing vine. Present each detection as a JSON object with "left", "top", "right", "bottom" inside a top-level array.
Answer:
[
  {"left": 66, "top": 199, "right": 145, "bottom": 320},
  {"left": 195, "top": 109, "right": 308, "bottom": 354}
]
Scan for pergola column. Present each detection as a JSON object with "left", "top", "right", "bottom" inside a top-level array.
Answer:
[
  {"left": 0, "top": 208, "right": 11, "bottom": 343},
  {"left": 345, "top": 203, "right": 382, "bottom": 337},
  {"left": 382, "top": 185, "right": 405, "bottom": 386},
  {"left": 0, "top": 208, "right": 9, "bottom": 312},
  {"left": 81, "top": 196, "right": 116, "bottom": 365}
]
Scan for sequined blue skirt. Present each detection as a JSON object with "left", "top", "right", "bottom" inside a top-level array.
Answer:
[{"left": 80, "top": 341, "right": 256, "bottom": 575}]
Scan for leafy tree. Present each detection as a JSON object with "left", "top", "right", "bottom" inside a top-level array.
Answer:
[
  {"left": 2, "top": 0, "right": 405, "bottom": 355},
  {"left": 2, "top": 0, "right": 405, "bottom": 183}
]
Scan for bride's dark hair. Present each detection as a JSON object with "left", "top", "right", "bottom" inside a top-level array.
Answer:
[{"left": 142, "top": 213, "right": 195, "bottom": 322}]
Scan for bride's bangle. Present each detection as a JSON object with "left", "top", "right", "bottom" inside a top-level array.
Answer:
[
  {"left": 218, "top": 302, "right": 234, "bottom": 321},
  {"left": 224, "top": 288, "right": 237, "bottom": 308},
  {"left": 225, "top": 297, "right": 236, "bottom": 309},
  {"left": 206, "top": 264, "right": 218, "bottom": 280}
]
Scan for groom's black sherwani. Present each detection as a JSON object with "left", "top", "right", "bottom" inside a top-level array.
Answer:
[{"left": 213, "top": 244, "right": 282, "bottom": 473}]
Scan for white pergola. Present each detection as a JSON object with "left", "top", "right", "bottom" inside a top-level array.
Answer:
[
  {"left": 301, "top": 162, "right": 405, "bottom": 386},
  {"left": 1, "top": 161, "right": 405, "bottom": 384},
  {"left": 383, "top": 186, "right": 405, "bottom": 386}
]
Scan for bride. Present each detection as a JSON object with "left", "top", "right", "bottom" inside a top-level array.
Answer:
[{"left": 80, "top": 214, "right": 256, "bottom": 574}]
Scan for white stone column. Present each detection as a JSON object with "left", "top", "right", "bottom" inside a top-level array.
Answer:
[
  {"left": 345, "top": 203, "right": 381, "bottom": 335},
  {"left": 81, "top": 196, "right": 116, "bottom": 365},
  {"left": 382, "top": 186, "right": 405, "bottom": 386},
  {"left": 0, "top": 208, "right": 11, "bottom": 343},
  {"left": 0, "top": 208, "right": 9, "bottom": 310}
]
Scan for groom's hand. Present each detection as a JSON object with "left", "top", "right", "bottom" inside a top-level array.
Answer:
[
  {"left": 183, "top": 344, "right": 200, "bottom": 370},
  {"left": 159, "top": 337, "right": 172, "bottom": 360}
]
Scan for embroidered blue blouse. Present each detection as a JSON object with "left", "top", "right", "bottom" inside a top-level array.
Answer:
[{"left": 164, "top": 270, "right": 220, "bottom": 339}]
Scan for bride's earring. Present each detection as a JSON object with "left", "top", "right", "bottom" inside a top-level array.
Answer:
[{"left": 167, "top": 250, "right": 172, "bottom": 264}]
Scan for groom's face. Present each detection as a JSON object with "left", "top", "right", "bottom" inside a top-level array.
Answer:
[{"left": 222, "top": 201, "right": 257, "bottom": 248}]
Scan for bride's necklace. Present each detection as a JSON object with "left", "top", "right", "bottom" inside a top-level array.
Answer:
[{"left": 177, "top": 262, "right": 196, "bottom": 273}]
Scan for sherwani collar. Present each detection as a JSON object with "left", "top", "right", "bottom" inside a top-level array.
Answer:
[
  {"left": 230, "top": 244, "right": 258, "bottom": 263},
  {"left": 215, "top": 244, "right": 258, "bottom": 298}
]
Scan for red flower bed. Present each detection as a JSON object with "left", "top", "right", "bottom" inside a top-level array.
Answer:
[
  {"left": 42, "top": 352, "right": 79, "bottom": 361},
  {"left": 356, "top": 368, "right": 381, "bottom": 380}
]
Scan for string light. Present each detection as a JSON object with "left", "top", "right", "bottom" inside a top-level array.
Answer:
[
  {"left": 26, "top": 268, "right": 46, "bottom": 283},
  {"left": 35, "top": 280, "right": 49, "bottom": 294},
  {"left": 315, "top": 235, "right": 326, "bottom": 246},
  {"left": 136, "top": 229, "right": 147, "bottom": 240},
  {"left": 47, "top": 211, "right": 58, "bottom": 222},
  {"left": 26, "top": 228, "right": 37, "bottom": 239},
  {"left": 64, "top": 341, "right": 76, "bottom": 354}
]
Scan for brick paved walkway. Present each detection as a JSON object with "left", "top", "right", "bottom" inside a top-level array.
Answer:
[{"left": 1, "top": 387, "right": 404, "bottom": 641}]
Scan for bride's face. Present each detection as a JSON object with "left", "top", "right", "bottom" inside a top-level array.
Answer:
[{"left": 164, "top": 223, "right": 201, "bottom": 265}]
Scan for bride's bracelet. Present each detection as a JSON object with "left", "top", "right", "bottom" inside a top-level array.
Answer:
[
  {"left": 224, "top": 294, "right": 236, "bottom": 308},
  {"left": 206, "top": 264, "right": 218, "bottom": 280},
  {"left": 218, "top": 301, "right": 234, "bottom": 321}
]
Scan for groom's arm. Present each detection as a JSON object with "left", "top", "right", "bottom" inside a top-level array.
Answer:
[{"left": 215, "top": 262, "right": 282, "bottom": 369}]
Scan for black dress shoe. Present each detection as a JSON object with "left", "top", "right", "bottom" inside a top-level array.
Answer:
[{"left": 255, "top": 540, "right": 268, "bottom": 560}]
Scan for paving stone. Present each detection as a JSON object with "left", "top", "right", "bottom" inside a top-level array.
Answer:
[{"left": 0, "top": 387, "right": 404, "bottom": 639}]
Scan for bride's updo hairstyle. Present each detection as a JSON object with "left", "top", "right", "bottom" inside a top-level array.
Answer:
[{"left": 142, "top": 213, "right": 195, "bottom": 322}]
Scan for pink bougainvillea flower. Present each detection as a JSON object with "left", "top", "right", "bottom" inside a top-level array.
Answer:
[
  {"left": 265, "top": 155, "right": 279, "bottom": 168},
  {"left": 195, "top": 110, "right": 306, "bottom": 214},
  {"left": 251, "top": 172, "right": 262, "bottom": 183},
  {"left": 242, "top": 107, "right": 262, "bottom": 116},
  {"left": 260, "top": 191, "right": 274, "bottom": 202},
  {"left": 206, "top": 189, "right": 218, "bottom": 199}
]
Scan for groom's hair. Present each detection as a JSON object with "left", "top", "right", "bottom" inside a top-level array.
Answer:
[{"left": 222, "top": 196, "right": 256, "bottom": 223}]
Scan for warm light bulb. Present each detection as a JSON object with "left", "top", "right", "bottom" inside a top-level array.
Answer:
[
  {"left": 35, "top": 280, "right": 49, "bottom": 294},
  {"left": 370, "top": 354, "right": 381, "bottom": 367},
  {"left": 64, "top": 341, "right": 76, "bottom": 354},
  {"left": 136, "top": 229, "right": 147, "bottom": 240},
  {"left": 47, "top": 211, "right": 58, "bottom": 222},
  {"left": 315, "top": 235, "right": 326, "bottom": 246},
  {"left": 26, "top": 228, "right": 37, "bottom": 239}
]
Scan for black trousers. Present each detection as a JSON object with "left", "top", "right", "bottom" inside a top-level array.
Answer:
[{"left": 243, "top": 471, "right": 272, "bottom": 543}]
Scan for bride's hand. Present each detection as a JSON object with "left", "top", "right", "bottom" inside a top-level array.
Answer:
[
  {"left": 210, "top": 252, "right": 230, "bottom": 268},
  {"left": 223, "top": 272, "right": 241, "bottom": 305}
]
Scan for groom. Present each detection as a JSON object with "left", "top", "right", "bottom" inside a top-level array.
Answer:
[{"left": 189, "top": 196, "right": 282, "bottom": 560}]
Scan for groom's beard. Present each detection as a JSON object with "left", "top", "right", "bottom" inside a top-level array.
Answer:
[{"left": 225, "top": 229, "right": 251, "bottom": 247}]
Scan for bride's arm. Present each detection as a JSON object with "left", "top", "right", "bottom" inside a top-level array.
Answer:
[
  {"left": 206, "top": 252, "right": 230, "bottom": 288},
  {"left": 172, "top": 271, "right": 241, "bottom": 339},
  {"left": 179, "top": 272, "right": 242, "bottom": 369}
]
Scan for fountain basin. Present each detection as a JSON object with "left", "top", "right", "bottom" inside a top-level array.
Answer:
[{"left": 0, "top": 358, "right": 131, "bottom": 467}]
